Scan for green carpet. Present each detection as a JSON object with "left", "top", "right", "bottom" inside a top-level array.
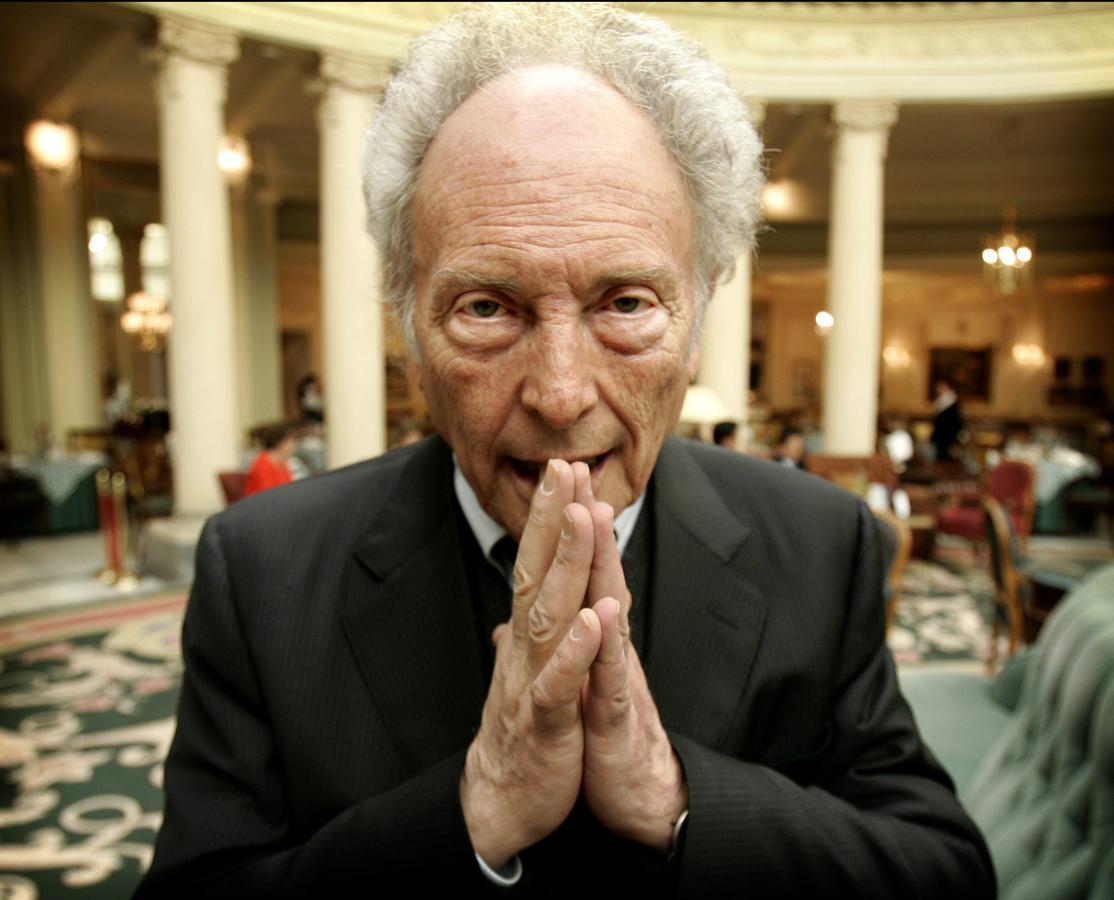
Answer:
[{"left": 0, "top": 595, "right": 185, "bottom": 900}]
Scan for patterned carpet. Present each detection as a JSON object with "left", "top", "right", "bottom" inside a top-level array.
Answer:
[
  {"left": 0, "top": 595, "right": 185, "bottom": 900},
  {"left": 888, "top": 557, "right": 995, "bottom": 666}
]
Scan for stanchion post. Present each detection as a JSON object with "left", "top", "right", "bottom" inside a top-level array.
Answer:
[
  {"left": 111, "top": 471, "right": 138, "bottom": 589},
  {"left": 95, "top": 468, "right": 118, "bottom": 585}
]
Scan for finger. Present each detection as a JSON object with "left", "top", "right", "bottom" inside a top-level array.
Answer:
[
  {"left": 625, "top": 639, "right": 659, "bottom": 721},
  {"left": 491, "top": 623, "right": 509, "bottom": 647},
  {"left": 584, "top": 597, "right": 631, "bottom": 734},
  {"left": 587, "top": 501, "right": 630, "bottom": 620},
  {"left": 511, "top": 460, "right": 575, "bottom": 646},
  {"left": 527, "top": 502, "right": 595, "bottom": 672},
  {"left": 572, "top": 460, "right": 594, "bottom": 507},
  {"left": 531, "top": 608, "right": 601, "bottom": 737}
]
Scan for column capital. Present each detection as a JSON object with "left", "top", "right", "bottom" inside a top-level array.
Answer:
[
  {"left": 158, "top": 17, "right": 240, "bottom": 68},
  {"left": 318, "top": 51, "right": 393, "bottom": 95},
  {"left": 832, "top": 100, "right": 899, "bottom": 133}
]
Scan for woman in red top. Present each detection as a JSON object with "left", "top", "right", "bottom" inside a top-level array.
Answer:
[{"left": 244, "top": 423, "right": 296, "bottom": 497}]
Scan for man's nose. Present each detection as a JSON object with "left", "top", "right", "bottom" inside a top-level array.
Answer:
[{"left": 519, "top": 323, "right": 599, "bottom": 430}]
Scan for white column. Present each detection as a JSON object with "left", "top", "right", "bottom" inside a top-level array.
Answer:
[
  {"left": 230, "top": 182, "right": 253, "bottom": 440},
  {"left": 317, "top": 52, "right": 390, "bottom": 468},
  {"left": 30, "top": 150, "right": 100, "bottom": 450},
  {"left": 698, "top": 98, "right": 766, "bottom": 448},
  {"left": 156, "top": 18, "right": 240, "bottom": 515},
  {"left": 821, "top": 101, "right": 899, "bottom": 455},
  {"left": 248, "top": 187, "right": 284, "bottom": 425},
  {"left": 0, "top": 171, "right": 50, "bottom": 455},
  {"left": 231, "top": 182, "right": 284, "bottom": 433}
]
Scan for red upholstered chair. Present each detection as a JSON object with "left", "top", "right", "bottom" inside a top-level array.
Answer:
[
  {"left": 218, "top": 471, "right": 247, "bottom": 506},
  {"left": 936, "top": 460, "right": 1036, "bottom": 552}
]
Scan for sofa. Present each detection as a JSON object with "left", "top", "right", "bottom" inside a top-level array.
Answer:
[{"left": 898, "top": 561, "right": 1114, "bottom": 900}]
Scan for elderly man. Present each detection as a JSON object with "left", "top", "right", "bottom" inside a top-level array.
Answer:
[{"left": 137, "top": 4, "right": 994, "bottom": 898}]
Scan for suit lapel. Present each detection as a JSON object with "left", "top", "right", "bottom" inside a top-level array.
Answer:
[
  {"left": 340, "top": 438, "right": 487, "bottom": 774},
  {"left": 646, "top": 439, "right": 770, "bottom": 751}
]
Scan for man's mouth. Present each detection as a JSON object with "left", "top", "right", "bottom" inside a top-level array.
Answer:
[{"left": 506, "top": 451, "right": 610, "bottom": 483}]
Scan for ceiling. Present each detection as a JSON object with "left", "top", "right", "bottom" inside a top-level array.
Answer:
[{"left": 1, "top": 2, "right": 1112, "bottom": 287}]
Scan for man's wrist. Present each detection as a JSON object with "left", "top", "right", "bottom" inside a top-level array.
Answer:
[
  {"left": 666, "top": 808, "right": 689, "bottom": 862},
  {"left": 476, "top": 851, "right": 523, "bottom": 887}
]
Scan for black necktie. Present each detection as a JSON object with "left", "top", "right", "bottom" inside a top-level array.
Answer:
[{"left": 490, "top": 535, "right": 518, "bottom": 586}]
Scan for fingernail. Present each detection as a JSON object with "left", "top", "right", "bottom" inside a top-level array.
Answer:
[
  {"left": 570, "top": 610, "right": 590, "bottom": 641},
  {"left": 542, "top": 460, "right": 557, "bottom": 495},
  {"left": 561, "top": 507, "right": 574, "bottom": 539},
  {"left": 610, "top": 597, "right": 621, "bottom": 618}
]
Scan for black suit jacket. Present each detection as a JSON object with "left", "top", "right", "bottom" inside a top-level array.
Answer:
[{"left": 136, "top": 436, "right": 994, "bottom": 898}]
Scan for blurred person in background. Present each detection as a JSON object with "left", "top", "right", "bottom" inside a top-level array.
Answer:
[
  {"left": 244, "top": 422, "right": 296, "bottom": 497},
  {"left": 712, "top": 421, "right": 738, "bottom": 450},
  {"left": 297, "top": 373, "right": 325, "bottom": 424},
  {"left": 771, "top": 424, "right": 808, "bottom": 470},
  {"left": 932, "top": 377, "right": 965, "bottom": 462}
]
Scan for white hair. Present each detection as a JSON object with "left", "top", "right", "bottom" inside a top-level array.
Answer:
[{"left": 364, "top": 1, "right": 764, "bottom": 352}]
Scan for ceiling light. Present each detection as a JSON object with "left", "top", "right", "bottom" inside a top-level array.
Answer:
[
  {"left": 982, "top": 206, "right": 1034, "bottom": 295},
  {"left": 25, "top": 120, "right": 79, "bottom": 171}
]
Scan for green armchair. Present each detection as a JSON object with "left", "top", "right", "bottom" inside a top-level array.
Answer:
[{"left": 899, "top": 561, "right": 1114, "bottom": 899}]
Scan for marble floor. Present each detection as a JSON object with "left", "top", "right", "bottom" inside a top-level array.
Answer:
[{"left": 0, "top": 532, "right": 187, "bottom": 621}]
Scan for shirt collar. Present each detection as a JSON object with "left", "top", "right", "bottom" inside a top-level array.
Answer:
[{"left": 453, "top": 457, "right": 646, "bottom": 566}]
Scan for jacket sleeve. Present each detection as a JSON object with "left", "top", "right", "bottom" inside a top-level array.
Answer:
[
  {"left": 670, "top": 501, "right": 996, "bottom": 899},
  {"left": 133, "top": 516, "right": 495, "bottom": 899}
]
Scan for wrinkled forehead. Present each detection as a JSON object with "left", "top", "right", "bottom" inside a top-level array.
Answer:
[{"left": 411, "top": 64, "right": 691, "bottom": 239}]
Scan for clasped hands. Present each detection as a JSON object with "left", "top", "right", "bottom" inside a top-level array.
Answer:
[{"left": 460, "top": 459, "right": 687, "bottom": 869}]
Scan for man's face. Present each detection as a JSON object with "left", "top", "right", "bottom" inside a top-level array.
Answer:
[{"left": 410, "top": 66, "right": 699, "bottom": 539}]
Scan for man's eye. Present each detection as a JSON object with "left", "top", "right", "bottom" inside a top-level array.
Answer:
[
  {"left": 611, "top": 296, "right": 644, "bottom": 314},
  {"left": 466, "top": 299, "right": 502, "bottom": 318}
]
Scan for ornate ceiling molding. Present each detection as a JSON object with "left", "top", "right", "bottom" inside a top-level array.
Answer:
[
  {"left": 120, "top": 1, "right": 1114, "bottom": 103},
  {"left": 642, "top": 2, "right": 1114, "bottom": 102}
]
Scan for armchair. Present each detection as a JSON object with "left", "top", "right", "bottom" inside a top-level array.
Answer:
[
  {"left": 873, "top": 508, "right": 912, "bottom": 635},
  {"left": 936, "top": 459, "right": 1036, "bottom": 552},
  {"left": 217, "top": 471, "right": 247, "bottom": 506},
  {"left": 983, "top": 496, "right": 1048, "bottom": 671}
]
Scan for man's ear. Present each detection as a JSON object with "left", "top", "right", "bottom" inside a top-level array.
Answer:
[{"left": 686, "top": 344, "right": 701, "bottom": 383}]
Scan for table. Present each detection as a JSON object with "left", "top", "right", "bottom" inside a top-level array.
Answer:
[
  {"left": 1004, "top": 445, "right": 1102, "bottom": 534},
  {"left": 1022, "top": 556, "right": 1112, "bottom": 641},
  {"left": 13, "top": 454, "right": 106, "bottom": 533}
]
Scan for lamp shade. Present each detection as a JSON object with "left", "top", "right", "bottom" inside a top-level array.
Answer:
[{"left": 679, "top": 385, "right": 729, "bottom": 425}]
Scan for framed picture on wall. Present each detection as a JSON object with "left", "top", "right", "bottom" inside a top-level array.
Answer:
[
  {"left": 928, "top": 347, "right": 992, "bottom": 402},
  {"left": 791, "top": 358, "right": 818, "bottom": 405}
]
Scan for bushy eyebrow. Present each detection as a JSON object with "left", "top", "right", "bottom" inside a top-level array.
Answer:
[
  {"left": 430, "top": 266, "right": 676, "bottom": 304},
  {"left": 430, "top": 270, "right": 519, "bottom": 308},
  {"left": 589, "top": 268, "right": 677, "bottom": 295}
]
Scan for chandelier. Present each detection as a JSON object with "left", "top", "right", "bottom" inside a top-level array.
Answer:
[
  {"left": 982, "top": 206, "right": 1034, "bottom": 295},
  {"left": 120, "top": 291, "right": 172, "bottom": 351}
]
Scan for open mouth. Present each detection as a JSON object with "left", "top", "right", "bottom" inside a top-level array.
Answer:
[{"left": 506, "top": 451, "right": 610, "bottom": 484}]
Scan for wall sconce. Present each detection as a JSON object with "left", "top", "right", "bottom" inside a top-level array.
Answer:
[
  {"left": 25, "top": 120, "right": 79, "bottom": 172},
  {"left": 882, "top": 345, "right": 911, "bottom": 368},
  {"left": 217, "top": 135, "right": 252, "bottom": 182},
  {"left": 1011, "top": 343, "right": 1045, "bottom": 369},
  {"left": 814, "top": 310, "right": 834, "bottom": 337}
]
